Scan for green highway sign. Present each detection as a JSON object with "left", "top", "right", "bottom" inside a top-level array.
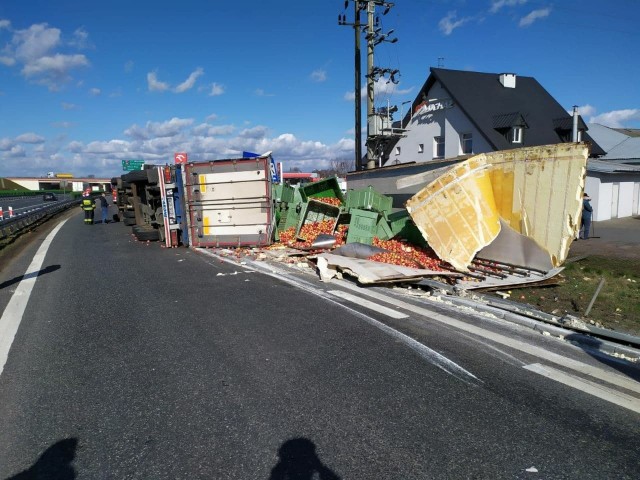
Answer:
[{"left": 122, "top": 159, "right": 145, "bottom": 171}]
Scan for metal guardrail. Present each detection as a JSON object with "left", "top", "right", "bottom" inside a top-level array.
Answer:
[{"left": 0, "top": 199, "right": 79, "bottom": 242}]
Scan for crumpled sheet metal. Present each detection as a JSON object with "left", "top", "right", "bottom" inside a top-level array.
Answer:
[{"left": 406, "top": 143, "right": 589, "bottom": 272}]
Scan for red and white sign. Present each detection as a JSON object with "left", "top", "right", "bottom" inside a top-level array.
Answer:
[{"left": 174, "top": 152, "right": 188, "bottom": 164}]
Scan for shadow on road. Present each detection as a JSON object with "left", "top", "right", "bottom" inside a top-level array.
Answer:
[
  {"left": 269, "top": 437, "right": 341, "bottom": 480},
  {"left": 566, "top": 333, "right": 640, "bottom": 382},
  {"left": 4, "top": 438, "right": 78, "bottom": 480},
  {"left": 0, "top": 264, "right": 61, "bottom": 290}
]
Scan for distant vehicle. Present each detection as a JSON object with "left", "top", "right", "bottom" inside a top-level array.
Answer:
[
  {"left": 54, "top": 173, "right": 74, "bottom": 178},
  {"left": 43, "top": 193, "right": 58, "bottom": 201}
]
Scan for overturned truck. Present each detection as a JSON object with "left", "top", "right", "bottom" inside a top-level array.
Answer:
[{"left": 113, "top": 144, "right": 589, "bottom": 290}]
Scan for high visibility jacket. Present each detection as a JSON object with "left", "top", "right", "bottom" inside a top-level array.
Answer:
[{"left": 81, "top": 198, "right": 95, "bottom": 211}]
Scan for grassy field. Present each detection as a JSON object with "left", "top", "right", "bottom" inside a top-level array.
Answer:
[{"left": 500, "top": 256, "right": 640, "bottom": 336}]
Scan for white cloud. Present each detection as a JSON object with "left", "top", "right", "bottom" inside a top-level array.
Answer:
[
  {"left": 311, "top": 69, "right": 327, "bottom": 82},
  {"left": 208, "top": 82, "right": 225, "bottom": 96},
  {"left": 124, "top": 60, "right": 134, "bottom": 73},
  {"left": 589, "top": 109, "right": 640, "bottom": 128},
  {"left": 174, "top": 67, "right": 204, "bottom": 93},
  {"left": 16, "top": 132, "right": 45, "bottom": 143},
  {"left": 0, "top": 138, "right": 15, "bottom": 151},
  {"left": 438, "top": 11, "right": 472, "bottom": 35},
  {"left": 13, "top": 24, "right": 61, "bottom": 62},
  {"left": 4, "top": 23, "right": 90, "bottom": 90},
  {"left": 124, "top": 117, "right": 194, "bottom": 140},
  {"left": 62, "top": 102, "right": 78, "bottom": 110},
  {"left": 89, "top": 87, "right": 101, "bottom": 96},
  {"left": 519, "top": 8, "right": 551, "bottom": 27},
  {"left": 576, "top": 104, "right": 597, "bottom": 118},
  {"left": 490, "top": 0, "right": 527, "bottom": 14},
  {"left": 70, "top": 27, "right": 90, "bottom": 49},
  {"left": 344, "top": 78, "right": 413, "bottom": 101},
  {"left": 0, "top": 19, "right": 11, "bottom": 30},
  {"left": 193, "top": 123, "right": 236, "bottom": 137},
  {"left": 147, "top": 71, "right": 170, "bottom": 92},
  {"left": 205, "top": 113, "right": 218, "bottom": 122},
  {"left": 7, "top": 145, "right": 26, "bottom": 158},
  {"left": 255, "top": 88, "right": 275, "bottom": 97},
  {"left": 239, "top": 126, "right": 269, "bottom": 139},
  {"left": 22, "top": 53, "right": 89, "bottom": 77}
]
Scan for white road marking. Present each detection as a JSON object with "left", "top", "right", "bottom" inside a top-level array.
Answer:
[
  {"left": 201, "top": 250, "right": 480, "bottom": 385},
  {"left": 328, "top": 290, "right": 408, "bottom": 319},
  {"left": 344, "top": 283, "right": 640, "bottom": 395},
  {"left": 524, "top": 363, "right": 640, "bottom": 414},
  {"left": 0, "top": 219, "right": 68, "bottom": 377}
]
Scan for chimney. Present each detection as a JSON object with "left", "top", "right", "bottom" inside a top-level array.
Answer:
[
  {"left": 572, "top": 105, "right": 579, "bottom": 142},
  {"left": 499, "top": 73, "right": 516, "bottom": 88}
]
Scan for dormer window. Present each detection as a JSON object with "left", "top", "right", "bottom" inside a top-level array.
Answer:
[
  {"left": 493, "top": 112, "right": 528, "bottom": 145},
  {"left": 511, "top": 127, "right": 523, "bottom": 144}
]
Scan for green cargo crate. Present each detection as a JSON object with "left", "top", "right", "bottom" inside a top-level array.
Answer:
[
  {"left": 295, "top": 199, "right": 341, "bottom": 238},
  {"left": 299, "top": 176, "right": 346, "bottom": 204},
  {"left": 375, "top": 216, "right": 394, "bottom": 241},
  {"left": 387, "top": 210, "right": 427, "bottom": 247},
  {"left": 277, "top": 203, "right": 302, "bottom": 233},
  {"left": 272, "top": 183, "right": 295, "bottom": 204},
  {"left": 345, "top": 186, "right": 392, "bottom": 215},
  {"left": 346, "top": 208, "right": 380, "bottom": 245}
]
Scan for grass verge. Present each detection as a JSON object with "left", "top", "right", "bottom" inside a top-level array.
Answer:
[{"left": 497, "top": 256, "right": 640, "bottom": 337}]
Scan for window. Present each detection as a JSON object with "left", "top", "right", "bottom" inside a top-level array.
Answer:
[
  {"left": 434, "top": 136, "right": 444, "bottom": 158},
  {"left": 461, "top": 133, "right": 473, "bottom": 154},
  {"left": 395, "top": 146, "right": 401, "bottom": 155},
  {"left": 511, "top": 127, "right": 523, "bottom": 144},
  {"left": 418, "top": 143, "right": 424, "bottom": 153}
]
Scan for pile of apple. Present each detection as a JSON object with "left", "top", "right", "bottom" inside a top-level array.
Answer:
[{"left": 369, "top": 238, "right": 448, "bottom": 271}]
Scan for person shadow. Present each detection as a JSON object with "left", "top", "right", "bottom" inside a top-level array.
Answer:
[
  {"left": 269, "top": 437, "right": 341, "bottom": 480},
  {"left": 4, "top": 438, "right": 78, "bottom": 480}
]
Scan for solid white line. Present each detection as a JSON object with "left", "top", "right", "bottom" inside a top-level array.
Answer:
[
  {"left": 524, "top": 363, "right": 640, "bottom": 415},
  {"left": 338, "top": 282, "right": 640, "bottom": 395},
  {"left": 0, "top": 219, "right": 68, "bottom": 377},
  {"left": 328, "top": 290, "right": 408, "bottom": 319}
]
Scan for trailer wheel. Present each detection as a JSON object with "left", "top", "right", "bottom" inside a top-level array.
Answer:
[
  {"left": 134, "top": 228, "right": 160, "bottom": 242},
  {"left": 123, "top": 217, "right": 136, "bottom": 226},
  {"left": 123, "top": 210, "right": 136, "bottom": 218}
]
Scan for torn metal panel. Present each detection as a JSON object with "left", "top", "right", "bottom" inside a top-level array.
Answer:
[
  {"left": 406, "top": 143, "right": 589, "bottom": 272},
  {"left": 316, "top": 253, "right": 458, "bottom": 285},
  {"left": 455, "top": 267, "right": 564, "bottom": 291},
  {"left": 405, "top": 156, "right": 501, "bottom": 271}
]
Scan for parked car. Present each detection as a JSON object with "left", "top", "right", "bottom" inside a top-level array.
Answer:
[{"left": 43, "top": 193, "right": 58, "bottom": 201}]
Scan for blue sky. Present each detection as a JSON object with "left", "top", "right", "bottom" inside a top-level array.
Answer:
[{"left": 0, "top": 0, "right": 638, "bottom": 178}]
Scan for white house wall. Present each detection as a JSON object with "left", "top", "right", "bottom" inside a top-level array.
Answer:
[
  {"left": 385, "top": 82, "right": 491, "bottom": 166},
  {"left": 587, "top": 172, "right": 640, "bottom": 220}
]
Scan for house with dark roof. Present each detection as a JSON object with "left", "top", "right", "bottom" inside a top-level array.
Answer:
[{"left": 382, "top": 68, "right": 605, "bottom": 166}]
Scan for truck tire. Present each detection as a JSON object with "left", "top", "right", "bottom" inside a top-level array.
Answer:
[
  {"left": 123, "top": 217, "right": 136, "bottom": 226},
  {"left": 123, "top": 210, "right": 136, "bottom": 218},
  {"left": 134, "top": 228, "right": 160, "bottom": 242}
]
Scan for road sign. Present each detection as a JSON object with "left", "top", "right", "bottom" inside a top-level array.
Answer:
[
  {"left": 174, "top": 153, "right": 188, "bottom": 164},
  {"left": 122, "top": 160, "right": 145, "bottom": 171}
]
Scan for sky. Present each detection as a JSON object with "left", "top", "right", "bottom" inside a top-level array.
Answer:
[{"left": 0, "top": 0, "right": 638, "bottom": 178}]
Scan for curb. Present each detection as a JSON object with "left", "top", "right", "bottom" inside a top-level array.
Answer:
[{"left": 438, "top": 294, "right": 640, "bottom": 362}]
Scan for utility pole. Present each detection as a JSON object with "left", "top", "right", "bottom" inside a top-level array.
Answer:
[
  {"left": 339, "top": 2, "right": 364, "bottom": 171},
  {"left": 354, "top": 2, "right": 362, "bottom": 171},
  {"left": 339, "top": 1, "right": 398, "bottom": 171},
  {"left": 366, "top": 2, "right": 376, "bottom": 170}
]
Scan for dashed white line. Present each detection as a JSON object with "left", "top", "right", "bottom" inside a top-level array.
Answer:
[
  {"left": 524, "top": 363, "right": 640, "bottom": 414},
  {"left": 328, "top": 290, "right": 408, "bottom": 319}
]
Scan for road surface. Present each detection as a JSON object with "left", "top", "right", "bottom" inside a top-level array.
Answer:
[{"left": 0, "top": 208, "right": 638, "bottom": 479}]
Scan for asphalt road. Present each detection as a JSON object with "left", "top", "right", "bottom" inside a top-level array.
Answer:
[{"left": 0, "top": 208, "right": 639, "bottom": 479}]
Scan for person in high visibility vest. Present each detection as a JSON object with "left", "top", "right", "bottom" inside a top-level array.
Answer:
[{"left": 81, "top": 195, "right": 96, "bottom": 225}]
